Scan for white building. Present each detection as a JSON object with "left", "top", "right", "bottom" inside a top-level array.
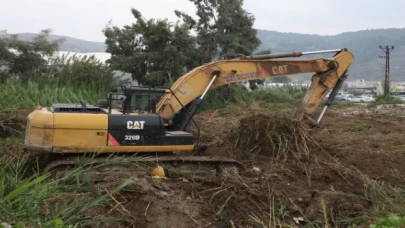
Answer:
[
  {"left": 346, "top": 79, "right": 380, "bottom": 94},
  {"left": 345, "top": 79, "right": 405, "bottom": 96}
]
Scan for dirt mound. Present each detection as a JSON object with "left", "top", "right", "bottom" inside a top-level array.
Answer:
[
  {"left": 234, "top": 113, "right": 312, "bottom": 160},
  {"left": 101, "top": 177, "right": 205, "bottom": 228},
  {"left": 0, "top": 109, "right": 30, "bottom": 138},
  {"left": 189, "top": 107, "right": 405, "bottom": 226}
]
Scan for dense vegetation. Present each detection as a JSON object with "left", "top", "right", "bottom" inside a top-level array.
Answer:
[
  {"left": 102, "top": 0, "right": 263, "bottom": 86},
  {"left": 0, "top": 29, "right": 121, "bottom": 89},
  {"left": 0, "top": 29, "right": 128, "bottom": 227}
]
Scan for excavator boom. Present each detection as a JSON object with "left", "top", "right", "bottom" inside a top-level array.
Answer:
[{"left": 156, "top": 48, "right": 354, "bottom": 128}]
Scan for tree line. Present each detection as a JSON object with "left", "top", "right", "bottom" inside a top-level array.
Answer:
[
  {"left": 0, "top": 29, "right": 121, "bottom": 89},
  {"left": 0, "top": 0, "right": 290, "bottom": 90},
  {"left": 103, "top": 0, "right": 266, "bottom": 88}
]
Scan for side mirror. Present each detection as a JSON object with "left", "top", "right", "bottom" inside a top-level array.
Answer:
[
  {"left": 117, "top": 95, "right": 127, "bottom": 101},
  {"left": 97, "top": 99, "right": 109, "bottom": 108}
]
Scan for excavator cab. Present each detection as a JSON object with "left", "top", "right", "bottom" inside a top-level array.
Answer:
[{"left": 98, "top": 86, "right": 168, "bottom": 115}]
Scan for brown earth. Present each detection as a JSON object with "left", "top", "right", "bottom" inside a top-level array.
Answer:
[
  {"left": 97, "top": 105, "right": 405, "bottom": 227},
  {"left": 2, "top": 104, "right": 405, "bottom": 227},
  {"left": 0, "top": 109, "right": 31, "bottom": 138}
]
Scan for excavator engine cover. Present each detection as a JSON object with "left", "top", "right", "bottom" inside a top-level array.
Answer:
[{"left": 25, "top": 102, "right": 195, "bottom": 153}]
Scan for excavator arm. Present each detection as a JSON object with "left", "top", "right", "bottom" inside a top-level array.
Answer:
[{"left": 156, "top": 48, "right": 354, "bottom": 129}]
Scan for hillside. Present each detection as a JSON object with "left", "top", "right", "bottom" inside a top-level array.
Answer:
[
  {"left": 9, "top": 28, "right": 405, "bottom": 82},
  {"left": 6, "top": 33, "right": 106, "bottom": 53},
  {"left": 257, "top": 28, "right": 405, "bottom": 82}
]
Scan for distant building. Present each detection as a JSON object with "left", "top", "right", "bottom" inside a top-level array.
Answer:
[
  {"left": 345, "top": 79, "right": 405, "bottom": 95},
  {"left": 346, "top": 79, "right": 380, "bottom": 95}
]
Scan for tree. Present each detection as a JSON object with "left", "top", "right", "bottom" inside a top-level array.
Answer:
[
  {"left": 175, "top": 0, "right": 261, "bottom": 64},
  {"left": 103, "top": 9, "right": 198, "bottom": 87},
  {"left": 52, "top": 53, "right": 120, "bottom": 89},
  {"left": 0, "top": 29, "right": 64, "bottom": 81},
  {"left": 269, "top": 76, "right": 291, "bottom": 83},
  {"left": 0, "top": 32, "right": 14, "bottom": 68}
]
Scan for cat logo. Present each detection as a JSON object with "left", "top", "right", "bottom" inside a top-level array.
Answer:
[
  {"left": 127, "top": 121, "right": 145, "bottom": 130},
  {"left": 271, "top": 65, "right": 289, "bottom": 75}
]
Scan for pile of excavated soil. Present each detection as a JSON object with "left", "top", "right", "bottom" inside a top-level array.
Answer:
[
  {"left": 0, "top": 109, "right": 30, "bottom": 138},
  {"left": 234, "top": 113, "right": 312, "bottom": 160}
]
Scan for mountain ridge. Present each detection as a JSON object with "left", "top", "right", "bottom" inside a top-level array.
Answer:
[
  {"left": 5, "top": 32, "right": 107, "bottom": 53},
  {"left": 7, "top": 27, "right": 405, "bottom": 81}
]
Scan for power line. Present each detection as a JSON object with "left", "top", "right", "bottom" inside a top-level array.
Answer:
[{"left": 379, "top": 45, "right": 394, "bottom": 97}]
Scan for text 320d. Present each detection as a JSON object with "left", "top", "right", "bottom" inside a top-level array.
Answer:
[{"left": 125, "top": 135, "right": 140, "bottom": 140}]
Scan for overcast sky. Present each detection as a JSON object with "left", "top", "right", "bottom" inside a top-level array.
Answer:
[{"left": 1, "top": 0, "right": 404, "bottom": 42}]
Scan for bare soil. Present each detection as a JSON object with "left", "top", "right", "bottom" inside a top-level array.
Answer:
[
  {"left": 3, "top": 104, "right": 405, "bottom": 227},
  {"left": 101, "top": 104, "right": 405, "bottom": 227},
  {"left": 0, "top": 109, "right": 31, "bottom": 138}
]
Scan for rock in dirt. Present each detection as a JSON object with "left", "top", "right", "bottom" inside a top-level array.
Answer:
[{"left": 244, "top": 166, "right": 262, "bottom": 177}]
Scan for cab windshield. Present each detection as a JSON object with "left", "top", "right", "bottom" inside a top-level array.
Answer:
[
  {"left": 130, "top": 91, "right": 166, "bottom": 112},
  {"left": 108, "top": 86, "right": 167, "bottom": 113}
]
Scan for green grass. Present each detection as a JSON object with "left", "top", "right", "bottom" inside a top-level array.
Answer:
[
  {"left": 0, "top": 138, "right": 133, "bottom": 227},
  {"left": 200, "top": 84, "right": 307, "bottom": 112},
  {"left": 348, "top": 123, "right": 372, "bottom": 132},
  {"left": 0, "top": 78, "right": 127, "bottom": 227},
  {"left": 367, "top": 95, "right": 404, "bottom": 108},
  {"left": 0, "top": 78, "right": 108, "bottom": 109},
  {"left": 0, "top": 78, "right": 310, "bottom": 112},
  {"left": 4, "top": 77, "right": 397, "bottom": 113},
  {"left": 371, "top": 214, "right": 405, "bottom": 228},
  {"left": 357, "top": 169, "right": 405, "bottom": 227}
]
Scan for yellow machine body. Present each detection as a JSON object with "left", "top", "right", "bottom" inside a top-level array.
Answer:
[{"left": 25, "top": 108, "right": 194, "bottom": 154}]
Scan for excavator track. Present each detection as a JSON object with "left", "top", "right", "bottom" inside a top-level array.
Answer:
[{"left": 41, "top": 154, "right": 245, "bottom": 183}]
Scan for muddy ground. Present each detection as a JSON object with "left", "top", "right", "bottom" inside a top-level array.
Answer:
[{"left": 2, "top": 104, "right": 405, "bottom": 227}]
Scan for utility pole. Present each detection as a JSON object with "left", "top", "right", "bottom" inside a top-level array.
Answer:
[{"left": 379, "top": 45, "right": 394, "bottom": 97}]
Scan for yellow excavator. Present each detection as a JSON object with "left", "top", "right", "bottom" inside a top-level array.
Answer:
[{"left": 24, "top": 48, "right": 354, "bottom": 181}]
